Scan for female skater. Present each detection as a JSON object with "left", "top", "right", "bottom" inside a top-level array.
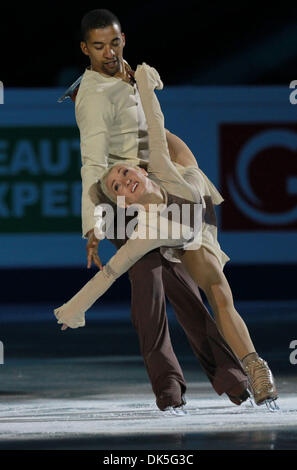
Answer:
[{"left": 54, "top": 63, "right": 278, "bottom": 409}]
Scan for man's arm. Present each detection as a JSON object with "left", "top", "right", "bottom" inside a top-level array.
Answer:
[{"left": 76, "top": 91, "right": 114, "bottom": 238}]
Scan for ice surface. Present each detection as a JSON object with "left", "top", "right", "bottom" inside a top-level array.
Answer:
[{"left": 0, "top": 393, "right": 296, "bottom": 442}]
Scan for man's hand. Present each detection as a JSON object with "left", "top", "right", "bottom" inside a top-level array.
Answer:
[{"left": 86, "top": 229, "right": 103, "bottom": 270}]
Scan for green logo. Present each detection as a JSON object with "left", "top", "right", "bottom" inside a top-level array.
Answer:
[{"left": 0, "top": 126, "right": 82, "bottom": 232}]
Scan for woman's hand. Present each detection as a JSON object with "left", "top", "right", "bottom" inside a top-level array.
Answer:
[
  {"left": 134, "top": 63, "right": 163, "bottom": 91},
  {"left": 54, "top": 305, "right": 86, "bottom": 330}
]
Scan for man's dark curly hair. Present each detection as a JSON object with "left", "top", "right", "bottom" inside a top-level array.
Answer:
[{"left": 81, "top": 9, "right": 122, "bottom": 42}]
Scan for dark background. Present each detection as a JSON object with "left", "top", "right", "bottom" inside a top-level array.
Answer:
[{"left": 2, "top": 2, "right": 297, "bottom": 87}]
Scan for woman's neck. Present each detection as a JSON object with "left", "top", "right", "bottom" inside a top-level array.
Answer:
[{"left": 138, "top": 183, "right": 165, "bottom": 209}]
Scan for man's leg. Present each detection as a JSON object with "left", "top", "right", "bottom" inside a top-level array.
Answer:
[
  {"left": 108, "top": 210, "right": 186, "bottom": 411},
  {"left": 128, "top": 250, "right": 187, "bottom": 410},
  {"left": 161, "top": 256, "right": 249, "bottom": 400}
]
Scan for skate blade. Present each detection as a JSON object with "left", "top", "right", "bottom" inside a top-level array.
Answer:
[
  {"left": 246, "top": 396, "right": 279, "bottom": 411},
  {"left": 248, "top": 398, "right": 255, "bottom": 407},
  {"left": 162, "top": 405, "right": 187, "bottom": 416},
  {"left": 264, "top": 399, "right": 280, "bottom": 412}
]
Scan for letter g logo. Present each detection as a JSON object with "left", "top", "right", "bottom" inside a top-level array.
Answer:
[{"left": 227, "top": 129, "right": 297, "bottom": 225}]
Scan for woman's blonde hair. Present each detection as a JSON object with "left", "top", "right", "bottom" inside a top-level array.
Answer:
[{"left": 98, "top": 163, "right": 119, "bottom": 204}]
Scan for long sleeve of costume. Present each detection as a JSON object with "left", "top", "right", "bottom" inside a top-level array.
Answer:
[
  {"left": 76, "top": 91, "right": 114, "bottom": 237},
  {"left": 134, "top": 64, "right": 187, "bottom": 186},
  {"left": 54, "top": 234, "right": 164, "bottom": 328}
]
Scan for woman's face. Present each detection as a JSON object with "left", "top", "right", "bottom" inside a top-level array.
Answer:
[{"left": 106, "top": 164, "right": 150, "bottom": 206}]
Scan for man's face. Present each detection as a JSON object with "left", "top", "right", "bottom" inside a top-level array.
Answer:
[
  {"left": 80, "top": 24, "right": 125, "bottom": 77},
  {"left": 106, "top": 165, "right": 150, "bottom": 206}
]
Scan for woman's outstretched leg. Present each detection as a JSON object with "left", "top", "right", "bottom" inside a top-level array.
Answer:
[
  {"left": 180, "top": 247, "right": 278, "bottom": 406},
  {"left": 181, "top": 248, "right": 255, "bottom": 360},
  {"left": 161, "top": 256, "right": 249, "bottom": 403}
]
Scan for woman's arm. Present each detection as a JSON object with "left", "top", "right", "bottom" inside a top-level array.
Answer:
[
  {"left": 53, "top": 234, "right": 163, "bottom": 329},
  {"left": 166, "top": 130, "right": 198, "bottom": 168},
  {"left": 135, "top": 64, "right": 198, "bottom": 182},
  {"left": 134, "top": 64, "right": 176, "bottom": 175}
]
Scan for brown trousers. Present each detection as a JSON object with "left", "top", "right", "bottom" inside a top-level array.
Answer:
[
  {"left": 104, "top": 205, "right": 248, "bottom": 410},
  {"left": 110, "top": 242, "right": 247, "bottom": 410}
]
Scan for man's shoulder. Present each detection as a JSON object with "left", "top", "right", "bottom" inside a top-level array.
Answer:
[
  {"left": 76, "top": 71, "right": 107, "bottom": 105},
  {"left": 76, "top": 70, "right": 124, "bottom": 106}
]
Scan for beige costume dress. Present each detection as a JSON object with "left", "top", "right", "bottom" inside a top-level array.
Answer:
[{"left": 54, "top": 64, "right": 229, "bottom": 329}]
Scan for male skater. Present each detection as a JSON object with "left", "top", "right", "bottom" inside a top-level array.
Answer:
[{"left": 62, "top": 8, "right": 249, "bottom": 411}]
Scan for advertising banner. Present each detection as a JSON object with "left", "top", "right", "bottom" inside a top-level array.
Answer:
[{"left": 0, "top": 86, "right": 295, "bottom": 267}]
